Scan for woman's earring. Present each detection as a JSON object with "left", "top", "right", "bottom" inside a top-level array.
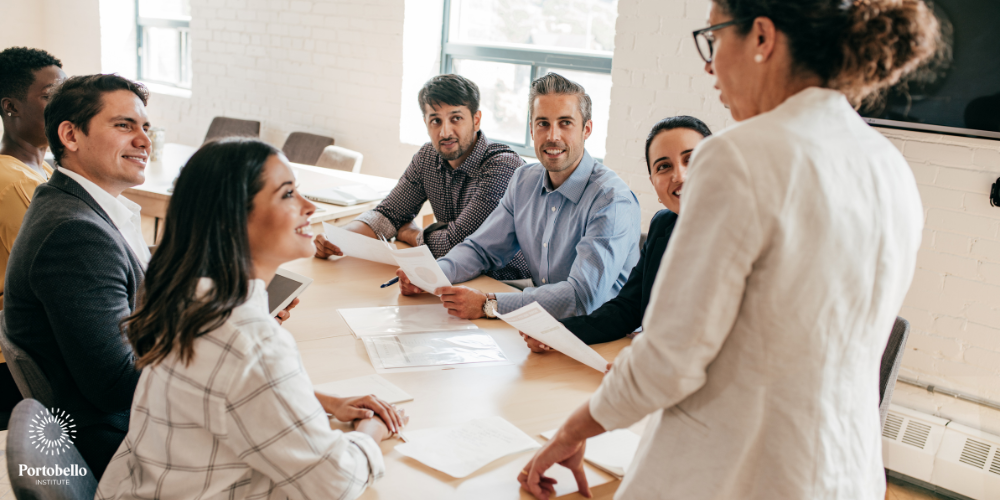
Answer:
[
  {"left": 754, "top": 54, "right": 764, "bottom": 63},
  {"left": 657, "top": 198, "right": 662, "bottom": 203},
  {"left": 6, "top": 113, "right": 10, "bottom": 117}
]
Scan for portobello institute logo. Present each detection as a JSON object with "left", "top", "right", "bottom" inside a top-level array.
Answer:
[{"left": 28, "top": 408, "right": 77, "bottom": 456}]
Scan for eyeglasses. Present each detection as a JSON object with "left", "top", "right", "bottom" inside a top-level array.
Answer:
[{"left": 692, "top": 20, "right": 741, "bottom": 64}]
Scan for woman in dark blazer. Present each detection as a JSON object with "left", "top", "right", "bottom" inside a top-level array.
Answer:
[{"left": 521, "top": 116, "right": 713, "bottom": 350}]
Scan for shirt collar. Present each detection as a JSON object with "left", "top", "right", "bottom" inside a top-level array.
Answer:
[
  {"left": 540, "top": 150, "right": 595, "bottom": 204},
  {"left": 437, "top": 131, "right": 489, "bottom": 175},
  {"left": 57, "top": 167, "right": 141, "bottom": 229}
]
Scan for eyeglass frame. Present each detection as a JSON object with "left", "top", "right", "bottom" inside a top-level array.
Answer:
[{"left": 692, "top": 19, "right": 747, "bottom": 64}]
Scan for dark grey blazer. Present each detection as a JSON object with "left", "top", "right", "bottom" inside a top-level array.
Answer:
[{"left": 4, "top": 170, "right": 143, "bottom": 476}]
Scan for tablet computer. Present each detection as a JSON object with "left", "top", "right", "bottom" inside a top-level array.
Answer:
[{"left": 267, "top": 268, "right": 313, "bottom": 317}]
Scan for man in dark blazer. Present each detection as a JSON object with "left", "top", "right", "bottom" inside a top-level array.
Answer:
[{"left": 4, "top": 74, "right": 152, "bottom": 478}]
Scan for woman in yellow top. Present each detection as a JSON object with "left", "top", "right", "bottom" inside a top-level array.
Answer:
[{"left": 0, "top": 47, "right": 65, "bottom": 304}]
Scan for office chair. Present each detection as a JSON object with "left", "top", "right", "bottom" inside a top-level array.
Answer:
[
  {"left": 7, "top": 398, "right": 98, "bottom": 499},
  {"left": 316, "top": 145, "right": 364, "bottom": 173},
  {"left": 203, "top": 117, "right": 261, "bottom": 144},
  {"left": 282, "top": 132, "right": 335, "bottom": 165},
  {"left": 879, "top": 316, "right": 910, "bottom": 428},
  {"left": 0, "top": 311, "right": 56, "bottom": 408}
]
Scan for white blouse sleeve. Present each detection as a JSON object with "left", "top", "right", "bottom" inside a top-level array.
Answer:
[{"left": 589, "top": 135, "right": 767, "bottom": 431}]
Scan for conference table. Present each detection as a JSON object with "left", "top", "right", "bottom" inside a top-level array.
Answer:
[{"left": 278, "top": 233, "right": 634, "bottom": 500}]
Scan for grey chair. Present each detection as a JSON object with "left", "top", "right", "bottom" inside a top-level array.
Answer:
[
  {"left": 282, "top": 132, "right": 335, "bottom": 165},
  {"left": 315, "top": 145, "right": 364, "bottom": 173},
  {"left": 639, "top": 232, "right": 648, "bottom": 250},
  {"left": 7, "top": 399, "right": 98, "bottom": 499},
  {"left": 0, "top": 311, "right": 56, "bottom": 408},
  {"left": 879, "top": 316, "right": 910, "bottom": 427},
  {"left": 203, "top": 116, "right": 260, "bottom": 144}
]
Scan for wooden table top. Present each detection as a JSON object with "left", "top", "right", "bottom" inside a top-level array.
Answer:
[{"left": 278, "top": 235, "right": 629, "bottom": 499}]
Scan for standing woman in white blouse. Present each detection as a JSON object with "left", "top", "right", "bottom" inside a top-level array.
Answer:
[
  {"left": 97, "top": 139, "right": 407, "bottom": 500},
  {"left": 520, "top": 1, "right": 941, "bottom": 499}
]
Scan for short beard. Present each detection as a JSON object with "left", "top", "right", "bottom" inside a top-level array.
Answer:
[{"left": 438, "top": 134, "right": 475, "bottom": 162}]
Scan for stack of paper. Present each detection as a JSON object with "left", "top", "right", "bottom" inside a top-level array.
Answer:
[
  {"left": 322, "top": 222, "right": 452, "bottom": 294},
  {"left": 496, "top": 302, "right": 609, "bottom": 372},
  {"left": 313, "top": 374, "right": 413, "bottom": 404},
  {"left": 540, "top": 429, "right": 641, "bottom": 478},
  {"left": 396, "top": 416, "right": 540, "bottom": 478},
  {"left": 338, "top": 304, "right": 477, "bottom": 338}
]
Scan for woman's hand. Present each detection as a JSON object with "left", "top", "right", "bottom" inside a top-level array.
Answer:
[
  {"left": 520, "top": 332, "right": 552, "bottom": 353},
  {"left": 313, "top": 234, "right": 344, "bottom": 258},
  {"left": 518, "top": 432, "right": 589, "bottom": 499},
  {"left": 396, "top": 269, "right": 425, "bottom": 296},
  {"left": 316, "top": 393, "right": 407, "bottom": 435},
  {"left": 275, "top": 298, "right": 299, "bottom": 325}
]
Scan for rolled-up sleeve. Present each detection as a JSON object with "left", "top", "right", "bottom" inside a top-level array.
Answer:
[
  {"left": 590, "top": 136, "right": 765, "bottom": 430},
  {"left": 495, "top": 191, "right": 640, "bottom": 319},
  {"left": 355, "top": 151, "right": 428, "bottom": 240}
]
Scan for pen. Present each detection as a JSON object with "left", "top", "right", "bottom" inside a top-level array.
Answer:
[{"left": 380, "top": 277, "right": 399, "bottom": 288}]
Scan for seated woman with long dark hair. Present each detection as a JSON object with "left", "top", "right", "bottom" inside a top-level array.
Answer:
[
  {"left": 97, "top": 139, "right": 406, "bottom": 500},
  {"left": 521, "top": 116, "right": 712, "bottom": 351}
]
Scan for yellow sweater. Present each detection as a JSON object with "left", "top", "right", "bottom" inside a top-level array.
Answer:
[{"left": 0, "top": 155, "right": 52, "bottom": 306}]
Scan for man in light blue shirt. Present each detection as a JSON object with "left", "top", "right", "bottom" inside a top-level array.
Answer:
[{"left": 397, "top": 73, "right": 640, "bottom": 320}]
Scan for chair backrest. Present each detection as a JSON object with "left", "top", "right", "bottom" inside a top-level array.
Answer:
[
  {"left": 203, "top": 117, "right": 261, "bottom": 144},
  {"left": 639, "top": 232, "right": 648, "bottom": 250},
  {"left": 879, "top": 316, "right": 910, "bottom": 428},
  {"left": 282, "top": 132, "right": 335, "bottom": 165},
  {"left": 315, "top": 145, "right": 364, "bottom": 173},
  {"left": 7, "top": 399, "right": 98, "bottom": 500},
  {"left": 0, "top": 311, "right": 56, "bottom": 408}
]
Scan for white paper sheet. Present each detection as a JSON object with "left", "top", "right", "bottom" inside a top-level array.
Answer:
[
  {"left": 363, "top": 331, "right": 507, "bottom": 369},
  {"left": 496, "top": 302, "right": 609, "bottom": 372},
  {"left": 313, "top": 374, "right": 413, "bottom": 404},
  {"left": 396, "top": 416, "right": 541, "bottom": 478},
  {"left": 540, "top": 428, "right": 640, "bottom": 478},
  {"left": 322, "top": 222, "right": 397, "bottom": 266},
  {"left": 338, "top": 305, "right": 477, "bottom": 337},
  {"left": 387, "top": 244, "right": 452, "bottom": 294}
]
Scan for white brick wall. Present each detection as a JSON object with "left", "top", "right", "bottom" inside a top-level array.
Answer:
[
  {"left": 606, "top": 0, "right": 1000, "bottom": 433},
  {"left": 145, "top": 0, "right": 420, "bottom": 178}
]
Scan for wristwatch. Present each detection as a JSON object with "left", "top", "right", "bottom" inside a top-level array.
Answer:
[{"left": 482, "top": 293, "right": 498, "bottom": 319}]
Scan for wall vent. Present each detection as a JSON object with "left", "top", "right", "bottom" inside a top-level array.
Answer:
[
  {"left": 990, "top": 453, "right": 1000, "bottom": 476},
  {"left": 882, "top": 405, "right": 949, "bottom": 483},
  {"left": 930, "top": 421, "right": 1000, "bottom": 500},
  {"left": 884, "top": 412, "right": 903, "bottom": 440},
  {"left": 902, "top": 421, "right": 932, "bottom": 449},
  {"left": 958, "top": 438, "right": 990, "bottom": 469}
]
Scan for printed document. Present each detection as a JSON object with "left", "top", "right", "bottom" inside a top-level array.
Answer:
[
  {"left": 338, "top": 304, "right": 477, "bottom": 337},
  {"left": 322, "top": 222, "right": 396, "bottom": 266},
  {"left": 540, "top": 428, "right": 640, "bottom": 478},
  {"left": 313, "top": 374, "right": 413, "bottom": 404},
  {"left": 363, "top": 330, "right": 507, "bottom": 369},
  {"left": 496, "top": 302, "right": 609, "bottom": 372},
  {"left": 395, "top": 416, "right": 540, "bottom": 478},
  {"left": 387, "top": 244, "right": 452, "bottom": 294}
]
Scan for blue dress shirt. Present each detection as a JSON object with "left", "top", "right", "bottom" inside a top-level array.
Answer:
[{"left": 437, "top": 151, "right": 641, "bottom": 319}]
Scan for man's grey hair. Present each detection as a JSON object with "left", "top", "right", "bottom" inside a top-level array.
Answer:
[{"left": 528, "top": 72, "right": 592, "bottom": 124}]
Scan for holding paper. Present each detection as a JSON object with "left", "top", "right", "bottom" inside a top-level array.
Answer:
[
  {"left": 496, "top": 302, "right": 609, "bottom": 372},
  {"left": 321, "top": 222, "right": 396, "bottom": 265}
]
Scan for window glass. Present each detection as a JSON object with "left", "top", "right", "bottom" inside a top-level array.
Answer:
[
  {"left": 143, "top": 28, "right": 182, "bottom": 84},
  {"left": 138, "top": 0, "right": 191, "bottom": 20},
  {"left": 450, "top": 0, "right": 618, "bottom": 53},
  {"left": 452, "top": 59, "right": 532, "bottom": 146},
  {"left": 537, "top": 67, "right": 611, "bottom": 159}
]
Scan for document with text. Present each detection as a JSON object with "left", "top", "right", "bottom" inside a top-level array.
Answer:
[
  {"left": 496, "top": 302, "right": 609, "bottom": 372},
  {"left": 395, "top": 416, "right": 540, "bottom": 478},
  {"left": 322, "top": 222, "right": 396, "bottom": 266},
  {"left": 338, "top": 304, "right": 477, "bottom": 337},
  {"left": 387, "top": 244, "right": 452, "bottom": 294}
]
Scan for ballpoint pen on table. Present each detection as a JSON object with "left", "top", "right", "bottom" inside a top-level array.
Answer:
[{"left": 380, "top": 277, "right": 399, "bottom": 288}]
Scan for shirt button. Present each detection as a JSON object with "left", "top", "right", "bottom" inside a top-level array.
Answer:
[
  {"left": 551, "top": 207, "right": 556, "bottom": 212},
  {"left": 542, "top": 279, "right": 546, "bottom": 284},
  {"left": 543, "top": 242, "right": 547, "bottom": 248}
]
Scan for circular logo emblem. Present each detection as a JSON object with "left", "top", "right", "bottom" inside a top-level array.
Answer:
[{"left": 28, "top": 408, "right": 76, "bottom": 456}]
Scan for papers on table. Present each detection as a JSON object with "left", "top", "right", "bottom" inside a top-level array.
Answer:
[
  {"left": 313, "top": 374, "right": 413, "bottom": 404},
  {"left": 540, "top": 428, "right": 641, "bottom": 479},
  {"left": 322, "top": 222, "right": 396, "bottom": 266},
  {"left": 496, "top": 302, "right": 609, "bottom": 372},
  {"left": 362, "top": 330, "right": 508, "bottom": 370},
  {"left": 338, "top": 304, "right": 477, "bottom": 338},
  {"left": 321, "top": 222, "right": 453, "bottom": 294},
  {"left": 396, "top": 416, "right": 540, "bottom": 478}
]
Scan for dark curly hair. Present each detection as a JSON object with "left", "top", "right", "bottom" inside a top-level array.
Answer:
[
  {"left": 0, "top": 47, "right": 62, "bottom": 102},
  {"left": 418, "top": 74, "right": 480, "bottom": 116},
  {"left": 713, "top": 0, "right": 940, "bottom": 106}
]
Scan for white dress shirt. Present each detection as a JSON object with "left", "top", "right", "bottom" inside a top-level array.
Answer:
[
  {"left": 590, "top": 88, "right": 922, "bottom": 500},
  {"left": 57, "top": 167, "right": 151, "bottom": 267},
  {"left": 96, "top": 279, "right": 385, "bottom": 500}
]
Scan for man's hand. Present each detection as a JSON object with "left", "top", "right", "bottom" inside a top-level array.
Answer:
[
  {"left": 315, "top": 392, "right": 407, "bottom": 434},
  {"left": 520, "top": 332, "right": 552, "bottom": 353},
  {"left": 519, "top": 432, "right": 589, "bottom": 500},
  {"left": 396, "top": 269, "right": 425, "bottom": 296},
  {"left": 313, "top": 234, "right": 344, "bottom": 259},
  {"left": 437, "top": 286, "right": 487, "bottom": 319},
  {"left": 275, "top": 298, "right": 299, "bottom": 325},
  {"left": 396, "top": 220, "right": 423, "bottom": 247}
]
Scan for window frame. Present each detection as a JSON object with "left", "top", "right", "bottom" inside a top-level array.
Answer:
[
  {"left": 439, "top": 0, "right": 613, "bottom": 157},
  {"left": 135, "top": 0, "right": 192, "bottom": 89}
]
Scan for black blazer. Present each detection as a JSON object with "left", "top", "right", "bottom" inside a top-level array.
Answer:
[
  {"left": 4, "top": 170, "right": 142, "bottom": 472},
  {"left": 560, "top": 209, "right": 677, "bottom": 344}
]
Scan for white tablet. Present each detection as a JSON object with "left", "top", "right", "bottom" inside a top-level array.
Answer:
[{"left": 267, "top": 268, "right": 313, "bottom": 317}]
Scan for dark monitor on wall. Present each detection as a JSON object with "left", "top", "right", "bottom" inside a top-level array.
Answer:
[{"left": 859, "top": 0, "right": 1000, "bottom": 141}]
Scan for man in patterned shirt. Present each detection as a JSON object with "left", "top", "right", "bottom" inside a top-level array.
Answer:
[
  {"left": 397, "top": 73, "right": 641, "bottom": 321},
  {"left": 314, "top": 74, "right": 530, "bottom": 281}
]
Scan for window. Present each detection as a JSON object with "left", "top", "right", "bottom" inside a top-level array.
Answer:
[
  {"left": 441, "top": 0, "right": 617, "bottom": 158},
  {"left": 136, "top": 0, "right": 192, "bottom": 89}
]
